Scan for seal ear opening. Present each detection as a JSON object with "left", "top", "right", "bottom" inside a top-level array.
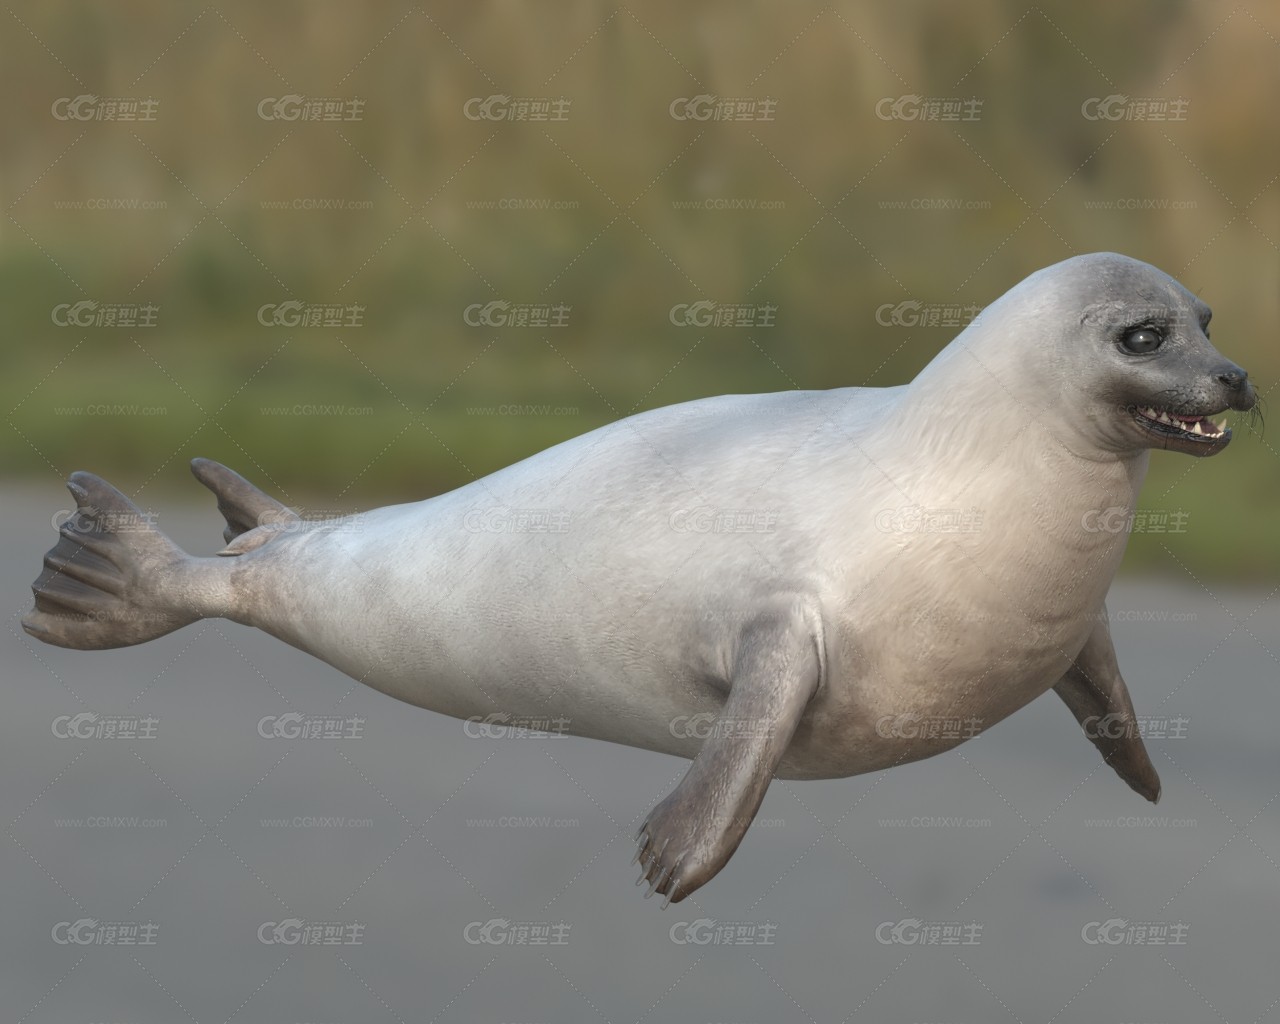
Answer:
[{"left": 190, "top": 458, "right": 299, "bottom": 544}]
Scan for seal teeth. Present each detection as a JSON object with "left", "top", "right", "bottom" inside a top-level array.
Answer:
[{"left": 1135, "top": 405, "right": 1229, "bottom": 441}]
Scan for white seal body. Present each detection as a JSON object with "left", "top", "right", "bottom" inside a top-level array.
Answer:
[
  {"left": 28, "top": 252, "right": 1255, "bottom": 901},
  {"left": 227, "top": 381, "right": 1144, "bottom": 780}
]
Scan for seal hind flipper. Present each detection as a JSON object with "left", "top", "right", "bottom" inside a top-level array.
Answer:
[
  {"left": 635, "top": 599, "right": 823, "bottom": 904},
  {"left": 1053, "top": 608, "right": 1162, "bottom": 803},
  {"left": 22, "top": 472, "right": 199, "bottom": 650},
  {"left": 190, "top": 457, "right": 298, "bottom": 544}
]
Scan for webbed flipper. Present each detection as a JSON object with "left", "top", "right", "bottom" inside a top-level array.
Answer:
[{"left": 1054, "top": 607, "right": 1161, "bottom": 803}]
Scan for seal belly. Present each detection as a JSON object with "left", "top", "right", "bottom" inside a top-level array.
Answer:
[{"left": 777, "top": 466, "right": 1136, "bottom": 779}]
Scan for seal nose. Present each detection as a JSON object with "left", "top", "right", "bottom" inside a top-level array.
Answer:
[
  {"left": 1214, "top": 363, "right": 1256, "bottom": 411},
  {"left": 1216, "top": 368, "right": 1248, "bottom": 391}
]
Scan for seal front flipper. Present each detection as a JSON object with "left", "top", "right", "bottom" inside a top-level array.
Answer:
[
  {"left": 635, "top": 599, "right": 823, "bottom": 905},
  {"left": 1053, "top": 607, "right": 1161, "bottom": 803},
  {"left": 190, "top": 457, "right": 298, "bottom": 547}
]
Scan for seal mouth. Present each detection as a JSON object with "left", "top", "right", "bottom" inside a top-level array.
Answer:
[{"left": 1130, "top": 404, "right": 1231, "bottom": 455}]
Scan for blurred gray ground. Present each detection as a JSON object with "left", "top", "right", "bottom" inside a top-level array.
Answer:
[{"left": 3, "top": 481, "right": 1278, "bottom": 1024}]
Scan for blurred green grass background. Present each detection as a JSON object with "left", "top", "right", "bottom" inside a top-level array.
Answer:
[{"left": 2, "top": 1, "right": 1276, "bottom": 578}]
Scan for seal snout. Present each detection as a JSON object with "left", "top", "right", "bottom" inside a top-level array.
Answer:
[
  {"left": 1123, "top": 347, "right": 1257, "bottom": 456},
  {"left": 1213, "top": 364, "right": 1256, "bottom": 411}
]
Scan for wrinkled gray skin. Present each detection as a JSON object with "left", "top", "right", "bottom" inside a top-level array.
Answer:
[{"left": 24, "top": 252, "right": 1256, "bottom": 905}]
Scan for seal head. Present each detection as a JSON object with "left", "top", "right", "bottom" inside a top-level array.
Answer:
[
  {"left": 1019, "top": 253, "right": 1253, "bottom": 458},
  {"left": 906, "top": 253, "right": 1257, "bottom": 463}
]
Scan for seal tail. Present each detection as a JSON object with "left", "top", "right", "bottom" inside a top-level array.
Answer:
[
  {"left": 190, "top": 457, "right": 298, "bottom": 547},
  {"left": 23, "top": 472, "right": 205, "bottom": 650}
]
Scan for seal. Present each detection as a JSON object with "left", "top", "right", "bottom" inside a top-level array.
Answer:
[{"left": 23, "top": 252, "right": 1256, "bottom": 905}]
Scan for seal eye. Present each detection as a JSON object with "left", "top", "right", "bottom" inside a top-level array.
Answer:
[{"left": 1120, "top": 327, "right": 1163, "bottom": 354}]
